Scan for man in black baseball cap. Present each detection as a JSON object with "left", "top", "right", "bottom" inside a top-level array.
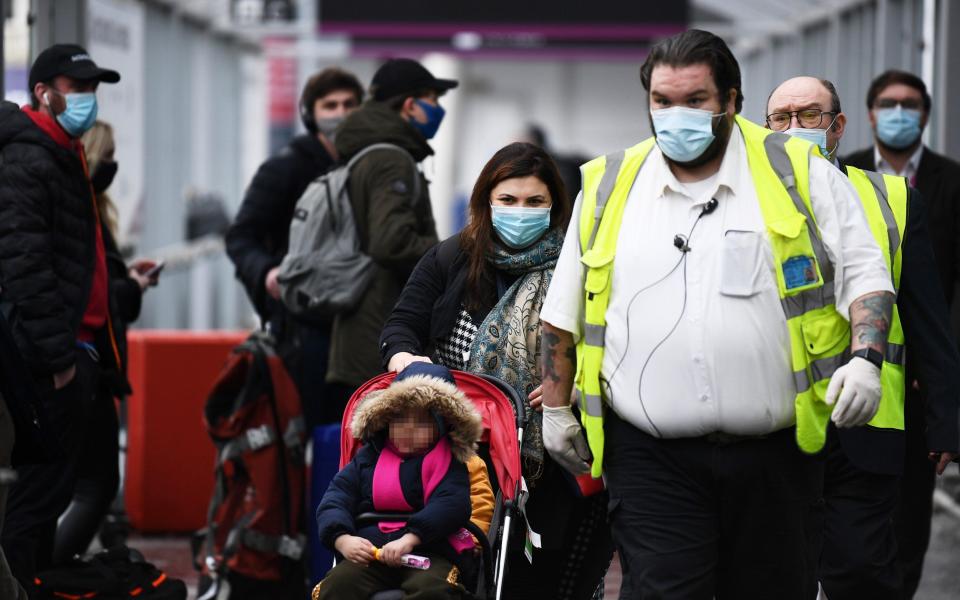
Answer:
[
  {"left": 29, "top": 43, "right": 121, "bottom": 90},
  {"left": 369, "top": 57, "right": 458, "bottom": 102},
  {"left": 0, "top": 43, "right": 121, "bottom": 591},
  {"left": 27, "top": 43, "right": 120, "bottom": 138},
  {"left": 317, "top": 59, "right": 457, "bottom": 398}
]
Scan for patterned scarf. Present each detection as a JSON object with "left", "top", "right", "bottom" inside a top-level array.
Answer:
[{"left": 465, "top": 227, "right": 564, "bottom": 482}]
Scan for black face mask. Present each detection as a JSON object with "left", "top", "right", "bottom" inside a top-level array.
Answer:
[{"left": 91, "top": 160, "right": 118, "bottom": 194}]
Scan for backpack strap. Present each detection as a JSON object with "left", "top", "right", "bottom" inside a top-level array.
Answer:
[{"left": 345, "top": 142, "right": 423, "bottom": 201}]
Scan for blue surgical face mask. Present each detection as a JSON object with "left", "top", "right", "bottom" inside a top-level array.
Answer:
[
  {"left": 876, "top": 106, "right": 922, "bottom": 150},
  {"left": 490, "top": 205, "right": 551, "bottom": 249},
  {"left": 651, "top": 107, "right": 724, "bottom": 163},
  {"left": 783, "top": 126, "right": 836, "bottom": 159},
  {"left": 56, "top": 92, "right": 98, "bottom": 137},
  {"left": 410, "top": 99, "right": 445, "bottom": 139}
]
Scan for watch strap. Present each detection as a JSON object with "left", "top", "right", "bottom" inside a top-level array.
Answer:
[{"left": 850, "top": 347, "right": 884, "bottom": 369}]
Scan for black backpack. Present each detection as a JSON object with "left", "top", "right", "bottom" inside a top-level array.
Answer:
[{"left": 32, "top": 545, "right": 187, "bottom": 600}]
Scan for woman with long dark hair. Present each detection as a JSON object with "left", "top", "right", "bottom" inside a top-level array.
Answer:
[{"left": 380, "top": 142, "right": 611, "bottom": 599}]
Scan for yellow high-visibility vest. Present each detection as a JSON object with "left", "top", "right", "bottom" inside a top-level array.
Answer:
[
  {"left": 845, "top": 166, "right": 907, "bottom": 430},
  {"left": 576, "top": 116, "right": 857, "bottom": 478}
]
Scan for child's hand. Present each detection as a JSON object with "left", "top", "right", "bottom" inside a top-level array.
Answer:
[
  {"left": 379, "top": 533, "right": 421, "bottom": 567},
  {"left": 334, "top": 535, "right": 376, "bottom": 565}
]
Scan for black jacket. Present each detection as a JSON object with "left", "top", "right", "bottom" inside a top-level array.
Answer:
[
  {"left": 0, "top": 102, "right": 97, "bottom": 382},
  {"left": 838, "top": 162, "right": 960, "bottom": 474},
  {"left": 379, "top": 235, "right": 506, "bottom": 368},
  {"left": 327, "top": 101, "right": 439, "bottom": 386},
  {"left": 226, "top": 134, "right": 336, "bottom": 323},
  {"left": 843, "top": 146, "right": 960, "bottom": 341}
]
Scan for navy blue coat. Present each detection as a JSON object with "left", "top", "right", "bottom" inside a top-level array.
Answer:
[{"left": 316, "top": 436, "right": 471, "bottom": 563}]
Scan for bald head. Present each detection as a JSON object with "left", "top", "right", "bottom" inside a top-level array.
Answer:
[
  {"left": 767, "top": 77, "right": 839, "bottom": 116},
  {"left": 766, "top": 76, "right": 846, "bottom": 159}
]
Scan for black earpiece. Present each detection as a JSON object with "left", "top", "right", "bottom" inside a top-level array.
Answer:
[
  {"left": 673, "top": 235, "right": 690, "bottom": 252},
  {"left": 703, "top": 197, "right": 719, "bottom": 215}
]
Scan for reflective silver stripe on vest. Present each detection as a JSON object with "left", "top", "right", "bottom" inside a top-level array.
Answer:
[
  {"left": 584, "top": 323, "right": 606, "bottom": 347},
  {"left": 862, "top": 169, "right": 902, "bottom": 277},
  {"left": 763, "top": 134, "right": 836, "bottom": 305},
  {"left": 585, "top": 150, "right": 625, "bottom": 252},
  {"left": 885, "top": 342, "right": 906, "bottom": 366},
  {"left": 793, "top": 351, "right": 848, "bottom": 393},
  {"left": 577, "top": 389, "right": 605, "bottom": 417},
  {"left": 793, "top": 369, "right": 811, "bottom": 394},
  {"left": 810, "top": 352, "right": 846, "bottom": 384},
  {"left": 781, "top": 281, "right": 836, "bottom": 320}
]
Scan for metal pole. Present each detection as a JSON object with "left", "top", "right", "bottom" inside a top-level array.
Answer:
[
  {"left": 1, "top": 0, "right": 6, "bottom": 100},
  {"left": 921, "top": 0, "right": 936, "bottom": 146}
]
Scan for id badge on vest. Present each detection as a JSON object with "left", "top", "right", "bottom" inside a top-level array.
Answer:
[{"left": 781, "top": 255, "right": 818, "bottom": 290}]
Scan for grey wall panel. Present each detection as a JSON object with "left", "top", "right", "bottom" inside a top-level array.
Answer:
[{"left": 736, "top": 0, "right": 939, "bottom": 159}]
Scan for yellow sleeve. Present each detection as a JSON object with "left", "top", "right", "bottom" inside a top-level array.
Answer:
[{"left": 467, "top": 454, "right": 495, "bottom": 537}]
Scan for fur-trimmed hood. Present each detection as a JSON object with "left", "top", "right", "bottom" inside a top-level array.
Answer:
[{"left": 351, "top": 375, "right": 483, "bottom": 463}]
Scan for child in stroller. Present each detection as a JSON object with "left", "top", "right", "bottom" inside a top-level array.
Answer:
[{"left": 314, "top": 363, "right": 489, "bottom": 599}]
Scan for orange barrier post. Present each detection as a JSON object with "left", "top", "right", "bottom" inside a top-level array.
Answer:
[{"left": 125, "top": 330, "right": 249, "bottom": 532}]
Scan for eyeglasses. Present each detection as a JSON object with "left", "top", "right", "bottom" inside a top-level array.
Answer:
[
  {"left": 766, "top": 109, "right": 836, "bottom": 131},
  {"left": 874, "top": 98, "right": 923, "bottom": 111}
]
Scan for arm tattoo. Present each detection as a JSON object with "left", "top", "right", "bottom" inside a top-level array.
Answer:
[
  {"left": 542, "top": 331, "right": 562, "bottom": 383},
  {"left": 849, "top": 291, "right": 895, "bottom": 353},
  {"left": 542, "top": 330, "right": 577, "bottom": 384}
]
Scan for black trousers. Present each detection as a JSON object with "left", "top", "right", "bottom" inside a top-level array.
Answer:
[
  {"left": 1, "top": 349, "right": 100, "bottom": 588},
  {"left": 895, "top": 388, "right": 937, "bottom": 599},
  {"left": 819, "top": 427, "right": 901, "bottom": 600},
  {"left": 499, "top": 460, "right": 613, "bottom": 600},
  {"left": 51, "top": 380, "right": 120, "bottom": 564},
  {"left": 275, "top": 319, "right": 350, "bottom": 428},
  {"left": 0, "top": 393, "right": 28, "bottom": 600},
  {"left": 603, "top": 412, "right": 824, "bottom": 600}
]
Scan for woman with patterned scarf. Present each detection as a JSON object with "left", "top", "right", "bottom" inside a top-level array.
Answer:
[{"left": 379, "top": 142, "right": 612, "bottom": 600}]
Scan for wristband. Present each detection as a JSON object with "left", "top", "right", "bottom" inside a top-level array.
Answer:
[{"left": 850, "top": 347, "right": 883, "bottom": 369}]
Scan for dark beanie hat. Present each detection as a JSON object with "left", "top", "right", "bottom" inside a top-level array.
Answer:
[{"left": 395, "top": 362, "right": 456, "bottom": 386}]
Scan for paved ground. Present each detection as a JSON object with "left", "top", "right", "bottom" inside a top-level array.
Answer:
[{"left": 131, "top": 485, "right": 960, "bottom": 600}]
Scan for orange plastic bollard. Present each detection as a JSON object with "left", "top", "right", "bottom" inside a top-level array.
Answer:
[{"left": 124, "top": 330, "right": 249, "bottom": 532}]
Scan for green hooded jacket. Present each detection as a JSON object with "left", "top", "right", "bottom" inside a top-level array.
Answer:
[{"left": 328, "top": 101, "right": 439, "bottom": 386}]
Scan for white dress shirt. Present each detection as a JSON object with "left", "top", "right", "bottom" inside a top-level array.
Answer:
[
  {"left": 875, "top": 144, "right": 924, "bottom": 183},
  {"left": 541, "top": 125, "right": 893, "bottom": 438}
]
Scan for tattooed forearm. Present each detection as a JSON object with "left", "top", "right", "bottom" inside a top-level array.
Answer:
[
  {"left": 849, "top": 291, "right": 895, "bottom": 353},
  {"left": 541, "top": 322, "right": 576, "bottom": 408},
  {"left": 543, "top": 331, "right": 562, "bottom": 383}
]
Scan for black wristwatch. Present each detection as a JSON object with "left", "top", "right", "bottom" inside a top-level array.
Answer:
[{"left": 850, "top": 347, "right": 884, "bottom": 369}]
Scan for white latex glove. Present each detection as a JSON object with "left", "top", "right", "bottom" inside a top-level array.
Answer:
[
  {"left": 542, "top": 404, "right": 592, "bottom": 475},
  {"left": 824, "top": 356, "right": 882, "bottom": 428}
]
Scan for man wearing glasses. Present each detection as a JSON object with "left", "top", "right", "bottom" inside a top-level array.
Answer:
[
  {"left": 844, "top": 70, "right": 960, "bottom": 599},
  {"left": 767, "top": 75, "right": 960, "bottom": 600}
]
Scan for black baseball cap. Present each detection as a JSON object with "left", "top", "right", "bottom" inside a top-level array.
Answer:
[
  {"left": 28, "top": 44, "right": 121, "bottom": 90},
  {"left": 370, "top": 58, "right": 458, "bottom": 102}
]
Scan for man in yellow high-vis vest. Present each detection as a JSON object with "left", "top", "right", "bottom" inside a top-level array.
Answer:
[
  {"left": 538, "top": 30, "right": 894, "bottom": 599},
  {"left": 767, "top": 76, "right": 960, "bottom": 600}
]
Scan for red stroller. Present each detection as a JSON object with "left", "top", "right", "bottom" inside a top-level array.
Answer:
[{"left": 334, "top": 370, "right": 528, "bottom": 600}]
